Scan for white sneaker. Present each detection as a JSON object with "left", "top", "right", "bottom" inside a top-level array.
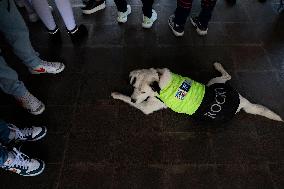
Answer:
[
  {"left": 8, "top": 124, "right": 47, "bottom": 142},
  {"left": 28, "top": 13, "right": 39, "bottom": 23},
  {"left": 16, "top": 91, "right": 45, "bottom": 115},
  {"left": 29, "top": 60, "right": 65, "bottom": 74},
  {"left": 1, "top": 148, "right": 45, "bottom": 176},
  {"left": 142, "top": 9, "right": 157, "bottom": 29},
  {"left": 117, "top": 5, "right": 131, "bottom": 23}
]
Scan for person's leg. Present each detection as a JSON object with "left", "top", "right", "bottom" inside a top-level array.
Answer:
[
  {"left": 54, "top": 0, "right": 76, "bottom": 31},
  {"left": 141, "top": 0, "right": 157, "bottom": 28},
  {"left": 0, "top": 54, "right": 45, "bottom": 114},
  {"left": 0, "top": 53, "right": 28, "bottom": 98},
  {"left": 141, "top": 0, "right": 154, "bottom": 18},
  {"left": 30, "top": 0, "right": 57, "bottom": 31},
  {"left": 168, "top": 0, "right": 193, "bottom": 36},
  {"left": 174, "top": 0, "right": 193, "bottom": 26},
  {"left": 0, "top": 0, "right": 42, "bottom": 69},
  {"left": 0, "top": 145, "right": 8, "bottom": 167},
  {"left": 0, "top": 120, "right": 10, "bottom": 145},
  {"left": 114, "top": 0, "right": 128, "bottom": 12},
  {"left": 198, "top": 0, "right": 217, "bottom": 28}
]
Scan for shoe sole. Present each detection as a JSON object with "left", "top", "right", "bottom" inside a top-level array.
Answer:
[
  {"left": 28, "top": 126, "right": 47, "bottom": 142},
  {"left": 168, "top": 19, "right": 184, "bottom": 37},
  {"left": 29, "top": 103, "right": 45, "bottom": 115},
  {"left": 82, "top": 2, "right": 106, "bottom": 15},
  {"left": 117, "top": 6, "right": 131, "bottom": 23},
  {"left": 190, "top": 17, "right": 208, "bottom": 36},
  {"left": 30, "top": 64, "right": 65, "bottom": 75},
  {"left": 22, "top": 160, "right": 45, "bottom": 176}
]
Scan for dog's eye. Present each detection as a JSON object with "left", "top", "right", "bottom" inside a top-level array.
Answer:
[{"left": 141, "top": 92, "right": 146, "bottom": 94}]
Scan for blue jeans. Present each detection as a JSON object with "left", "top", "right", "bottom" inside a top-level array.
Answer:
[
  {"left": 0, "top": 120, "right": 10, "bottom": 166},
  {"left": 0, "top": 0, "right": 42, "bottom": 97}
]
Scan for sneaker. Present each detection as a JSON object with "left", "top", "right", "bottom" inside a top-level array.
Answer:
[
  {"left": 47, "top": 27, "right": 62, "bottom": 43},
  {"left": 117, "top": 4, "right": 131, "bottom": 23},
  {"left": 81, "top": 0, "right": 106, "bottom": 15},
  {"left": 8, "top": 124, "right": 47, "bottom": 142},
  {"left": 68, "top": 24, "right": 88, "bottom": 44},
  {"left": 16, "top": 91, "right": 45, "bottom": 115},
  {"left": 190, "top": 16, "right": 208, "bottom": 36},
  {"left": 142, "top": 9, "right": 157, "bottom": 29},
  {"left": 1, "top": 148, "right": 45, "bottom": 176},
  {"left": 168, "top": 15, "right": 184, "bottom": 37},
  {"left": 30, "top": 60, "right": 65, "bottom": 74},
  {"left": 28, "top": 12, "right": 39, "bottom": 23}
]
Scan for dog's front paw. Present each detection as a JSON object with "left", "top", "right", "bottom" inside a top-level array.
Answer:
[{"left": 111, "top": 92, "right": 122, "bottom": 99}]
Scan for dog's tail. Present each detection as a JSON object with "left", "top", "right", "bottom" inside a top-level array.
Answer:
[{"left": 240, "top": 96, "right": 283, "bottom": 122}]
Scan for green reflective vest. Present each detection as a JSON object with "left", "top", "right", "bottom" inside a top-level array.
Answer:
[{"left": 158, "top": 73, "right": 205, "bottom": 115}]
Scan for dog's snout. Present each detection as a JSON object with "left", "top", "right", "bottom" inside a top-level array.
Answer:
[{"left": 131, "top": 98, "right": 136, "bottom": 103}]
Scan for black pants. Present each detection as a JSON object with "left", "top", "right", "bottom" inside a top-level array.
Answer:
[
  {"left": 174, "top": 0, "right": 217, "bottom": 27},
  {"left": 114, "top": 0, "right": 154, "bottom": 18}
]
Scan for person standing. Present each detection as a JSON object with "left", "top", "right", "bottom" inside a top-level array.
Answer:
[
  {"left": 114, "top": 0, "right": 157, "bottom": 29},
  {"left": 168, "top": 0, "right": 218, "bottom": 37},
  {"left": 0, "top": 0, "right": 65, "bottom": 114},
  {"left": 30, "top": 0, "right": 88, "bottom": 43}
]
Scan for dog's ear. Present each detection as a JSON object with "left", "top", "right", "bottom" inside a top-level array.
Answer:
[
  {"left": 130, "top": 76, "right": 136, "bottom": 85},
  {"left": 150, "top": 81, "right": 161, "bottom": 94}
]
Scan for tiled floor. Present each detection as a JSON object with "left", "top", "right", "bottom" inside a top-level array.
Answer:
[{"left": 0, "top": 0, "right": 284, "bottom": 188}]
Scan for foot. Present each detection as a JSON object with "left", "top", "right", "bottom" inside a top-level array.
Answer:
[
  {"left": 30, "top": 60, "right": 65, "bottom": 74},
  {"left": 47, "top": 27, "right": 61, "bottom": 43},
  {"left": 68, "top": 24, "right": 88, "bottom": 44},
  {"left": 142, "top": 9, "right": 157, "bottom": 29},
  {"left": 8, "top": 124, "right": 47, "bottom": 142},
  {"left": 15, "top": 91, "right": 45, "bottom": 115},
  {"left": 168, "top": 15, "right": 184, "bottom": 37},
  {"left": 190, "top": 16, "right": 208, "bottom": 36},
  {"left": 81, "top": 0, "right": 106, "bottom": 14},
  {"left": 117, "top": 5, "right": 131, "bottom": 23},
  {"left": 1, "top": 148, "right": 45, "bottom": 176}
]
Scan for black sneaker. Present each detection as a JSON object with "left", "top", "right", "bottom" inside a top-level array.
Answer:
[
  {"left": 1, "top": 148, "right": 45, "bottom": 176},
  {"left": 168, "top": 15, "right": 184, "bottom": 37},
  {"left": 47, "top": 27, "right": 61, "bottom": 43},
  {"left": 68, "top": 24, "right": 88, "bottom": 44},
  {"left": 8, "top": 124, "right": 47, "bottom": 142},
  {"left": 81, "top": 0, "right": 106, "bottom": 15},
  {"left": 190, "top": 16, "right": 208, "bottom": 36}
]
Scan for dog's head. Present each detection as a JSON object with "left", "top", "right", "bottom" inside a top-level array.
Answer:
[{"left": 129, "top": 68, "right": 168, "bottom": 103}]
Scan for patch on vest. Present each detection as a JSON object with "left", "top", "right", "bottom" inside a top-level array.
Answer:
[{"left": 175, "top": 80, "right": 192, "bottom": 100}]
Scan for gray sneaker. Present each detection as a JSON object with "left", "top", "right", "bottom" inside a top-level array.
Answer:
[{"left": 16, "top": 91, "right": 45, "bottom": 115}]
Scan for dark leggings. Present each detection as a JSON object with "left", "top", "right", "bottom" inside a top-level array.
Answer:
[
  {"left": 174, "top": 0, "right": 217, "bottom": 27},
  {"left": 114, "top": 0, "right": 154, "bottom": 18}
]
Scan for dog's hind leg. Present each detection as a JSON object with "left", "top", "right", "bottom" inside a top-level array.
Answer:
[
  {"left": 237, "top": 95, "right": 283, "bottom": 122},
  {"left": 206, "top": 62, "right": 232, "bottom": 86}
]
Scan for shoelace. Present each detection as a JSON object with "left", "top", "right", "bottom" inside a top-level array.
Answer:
[
  {"left": 8, "top": 124, "right": 33, "bottom": 141},
  {"left": 9, "top": 148, "right": 31, "bottom": 170},
  {"left": 41, "top": 60, "right": 59, "bottom": 68}
]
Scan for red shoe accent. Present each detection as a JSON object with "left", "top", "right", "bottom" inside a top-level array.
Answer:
[{"left": 33, "top": 67, "right": 46, "bottom": 73}]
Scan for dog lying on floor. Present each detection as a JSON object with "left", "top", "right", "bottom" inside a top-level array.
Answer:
[{"left": 111, "top": 63, "right": 283, "bottom": 122}]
